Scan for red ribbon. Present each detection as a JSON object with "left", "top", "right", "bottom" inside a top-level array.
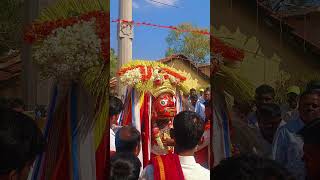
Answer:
[{"left": 112, "top": 19, "right": 244, "bottom": 61}]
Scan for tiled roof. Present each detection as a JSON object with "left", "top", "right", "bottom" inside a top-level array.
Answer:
[
  {"left": 258, "top": 1, "right": 320, "bottom": 52},
  {"left": 258, "top": 0, "right": 320, "bottom": 16},
  {"left": 157, "top": 54, "right": 210, "bottom": 79},
  {"left": 0, "top": 52, "right": 21, "bottom": 82}
]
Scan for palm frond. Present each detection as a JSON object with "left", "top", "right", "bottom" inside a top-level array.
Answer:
[
  {"left": 213, "top": 66, "right": 254, "bottom": 103},
  {"left": 37, "top": 0, "right": 109, "bottom": 22},
  {"left": 81, "top": 64, "right": 109, "bottom": 148}
]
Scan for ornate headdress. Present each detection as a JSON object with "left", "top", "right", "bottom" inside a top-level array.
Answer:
[
  {"left": 150, "top": 80, "right": 176, "bottom": 98},
  {"left": 118, "top": 61, "right": 197, "bottom": 95}
]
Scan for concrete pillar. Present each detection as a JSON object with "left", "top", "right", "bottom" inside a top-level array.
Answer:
[
  {"left": 117, "top": 0, "right": 133, "bottom": 100},
  {"left": 21, "top": 0, "right": 39, "bottom": 110}
]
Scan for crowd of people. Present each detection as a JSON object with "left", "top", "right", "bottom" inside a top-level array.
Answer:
[
  {"left": 230, "top": 81, "right": 320, "bottom": 180},
  {"left": 1, "top": 81, "right": 320, "bottom": 180},
  {"left": 109, "top": 97, "right": 210, "bottom": 180},
  {"left": 108, "top": 80, "right": 320, "bottom": 180}
]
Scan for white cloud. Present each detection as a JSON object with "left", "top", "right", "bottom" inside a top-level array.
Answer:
[
  {"left": 145, "top": 0, "right": 178, "bottom": 7},
  {"left": 132, "top": 1, "right": 139, "bottom": 9}
]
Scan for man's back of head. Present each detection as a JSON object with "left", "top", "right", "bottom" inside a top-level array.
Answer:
[
  {"left": 0, "top": 108, "right": 45, "bottom": 180},
  {"left": 109, "top": 96, "right": 123, "bottom": 117},
  {"left": 115, "top": 126, "right": 141, "bottom": 156},
  {"left": 0, "top": 98, "right": 8, "bottom": 109},
  {"left": 110, "top": 152, "right": 141, "bottom": 180},
  {"left": 212, "top": 154, "right": 294, "bottom": 180},
  {"left": 8, "top": 98, "right": 25, "bottom": 112},
  {"left": 109, "top": 96, "right": 124, "bottom": 126},
  {"left": 172, "top": 111, "right": 204, "bottom": 153}
]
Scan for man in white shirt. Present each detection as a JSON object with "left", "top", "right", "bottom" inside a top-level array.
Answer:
[
  {"left": 109, "top": 96, "right": 124, "bottom": 155},
  {"left": 255, "top": 103, "right": 285, "bottom": 158},
  {"left": 140, "top": 111, "right": 210, "bottom": 180}
]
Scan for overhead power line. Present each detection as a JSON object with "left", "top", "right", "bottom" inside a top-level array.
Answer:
[{"left": 147, "top": 0, "right": 179, "bottom": 8}]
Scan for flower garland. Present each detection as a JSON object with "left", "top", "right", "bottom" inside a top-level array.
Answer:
[
  {"left": 118, "top": 64, "right": 187, "bottom": 82},
  {"left": 33, "top": 20, "right": 101, "bottom": 80},
  {"left": 24, "top": 11, "right": 108, "bottom": 63},
  {"left": 118, "top": 61, "right": 195, "bottom": 93}
]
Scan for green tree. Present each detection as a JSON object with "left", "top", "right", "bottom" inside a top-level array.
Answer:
[
  {"left": 0, "top": 0, "right": 24, "bottom": 55},
  {"left": 165, "top": 23, "right": 209, "bottom": 64},
  {"left": 110, "top": 48, "right": 118, "bottom": 77}
]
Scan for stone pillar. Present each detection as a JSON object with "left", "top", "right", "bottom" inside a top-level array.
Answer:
[
  {"left": 21, "top": 0, "right": 39, "bottom": 110},
  {"left": 117, "top": 0, "right": 133, "bottom": 100}
]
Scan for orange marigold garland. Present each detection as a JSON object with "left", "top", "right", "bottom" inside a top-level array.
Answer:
[{"left": 211, "top": 37, "right": 244, "bottom": 61}]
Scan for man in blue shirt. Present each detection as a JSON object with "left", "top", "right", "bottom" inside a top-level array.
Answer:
[
  {"left": 190, "top": 94, "right": 206, "bottom": 122},
  {"left": 272, "top": 90, "right": 320, "bottom": 180},
  {"left": 188, "top": 88, "right": 197, "bottom": 101},
  {"left": 198, "top": 89, "right": 205, "bottom": 104}
]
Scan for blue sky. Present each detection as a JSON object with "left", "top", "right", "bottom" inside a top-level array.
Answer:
[{"left": 110, "top": 0, "right": 210, "bottom": 60}]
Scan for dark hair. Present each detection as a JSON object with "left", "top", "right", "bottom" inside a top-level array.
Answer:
[
  {"left": 173, "top": 111, "right": 204, "bottom": 151},
  {"left": 110, "top": 96, "right": 124, "bottom": 116},
  {"left": 0, "top": 97, "right": 8, "bottom": 108},
  {"left": 110, "top": 152, "right": 141, "bottom": 180},
  {"left": 212, "top": 154, "right": 294, "bottom": 180},
  {"left": 306, "top": 80, "right": 320, "bottom": 92},
  {"left": 237, "top": 102, "right": 252, "bottom": 116},
  {"left": 190, "top": 94, "right": 198, "bottom": 100},
  {"left": 255, "top": 84, "right": 275, "bottom": 97},
  {"left": 190, "top": 88, "right": 196, "bottom": 92},
  {"left": 0, "top": 108, "right": 45, "bottom": 175},
  {"left": 299, "top": 90, "right": 320, "bottom": 101},
  {"left": 115, "top": 126, "right": 141, "bottom": 153},
  {"left": 257, "top": 103, "right": 281, "bottom": 120},
  {"left": 299, "top": 118, "right": 320, "bottom": 144},
  {"left": 8, "top": 98, "right": 24, "bottom": 109}
]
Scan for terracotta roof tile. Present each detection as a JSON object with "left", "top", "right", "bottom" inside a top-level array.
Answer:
[
  {"left": 157, "top": 54, "right": 210, "bottom": 79},
  {"left": 0, "top": 52, "right": 21, "bottom": 82}
]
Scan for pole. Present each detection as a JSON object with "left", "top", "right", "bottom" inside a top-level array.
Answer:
[
  {"left": 117, "top": 0, "right": 133, "bottom": 100},
  {"left": 22, "top": 0, "right": 39, "bottom": 110}
]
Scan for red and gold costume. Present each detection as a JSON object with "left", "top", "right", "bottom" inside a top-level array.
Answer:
[
  {"left": 150, "top": 87, "right": 177, "bottom": 156},
  {"left": 118, "top": 61, "right": 196, "bottom": 167}
]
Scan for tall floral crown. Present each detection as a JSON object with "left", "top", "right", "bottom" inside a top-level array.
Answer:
[{"left": 118, "top": 61, "right": 198, "bottom": 95}]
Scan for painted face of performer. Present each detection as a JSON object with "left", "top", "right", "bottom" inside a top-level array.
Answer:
[{"left": 153, "top": 92, "right": 177, "bottom": 120}]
